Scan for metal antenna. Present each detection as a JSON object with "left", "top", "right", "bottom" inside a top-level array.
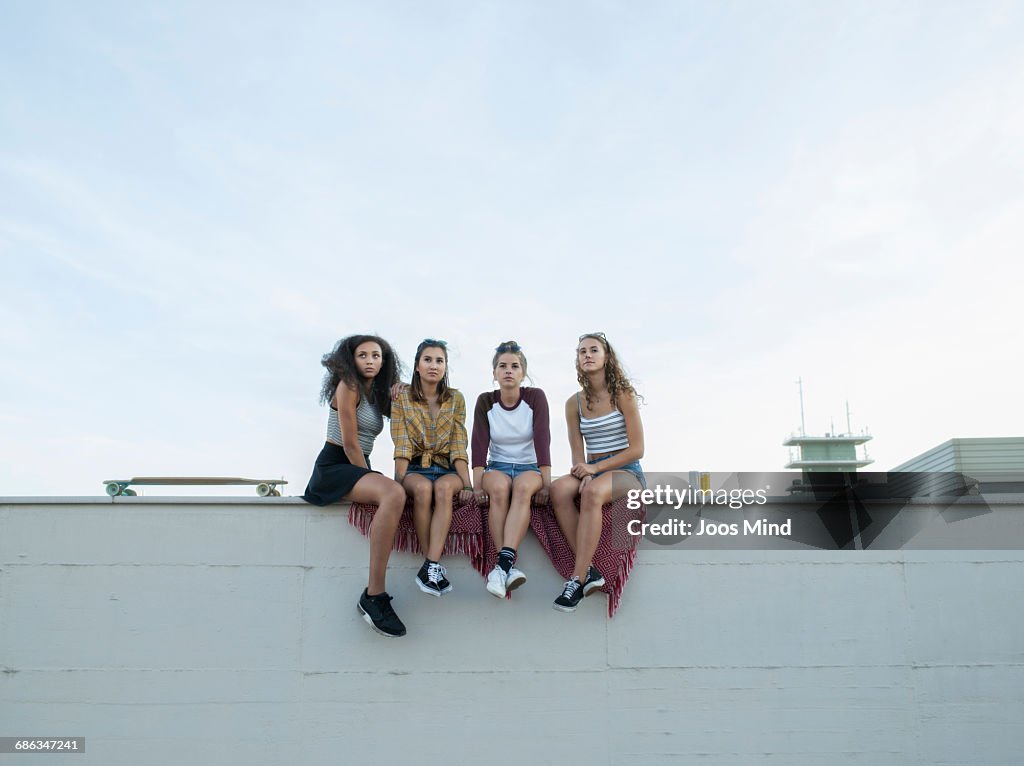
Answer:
[{"left": 796, "top": 377, "right": 806, "bottom": 436}]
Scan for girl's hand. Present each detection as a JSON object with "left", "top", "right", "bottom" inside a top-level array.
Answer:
[
  {"left": 533, "top": 486, "right": 550, "bottom": 505},
  {"left": 570, "top": 462, "right": 597, "bottom": 480},
  {"left": 390, "top": 382, "right": 409, "bottom": 401},
  {"left": 457, "top": 488, "right": 475, "bottom": 506},
  {"left": 474, "top": 488, "right": 489, "bottom": 507}
]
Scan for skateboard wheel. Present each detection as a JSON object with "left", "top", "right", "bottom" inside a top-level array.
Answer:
[
  {"left": 105, "top": 483, "right": 122, "bottom": 496},
  {"left": 271, "top": 489, "right": 281, "bottom": 497},
  {"left": 257, "top": 483, "right": 272, "bottom": 497},
  {"left": 122, "top": 488, "right": 137, "bottom": 496}
]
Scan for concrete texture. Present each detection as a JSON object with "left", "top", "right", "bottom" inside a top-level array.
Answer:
[{"left": 2, "top": 497, "right": 1022, "bottom": 765}]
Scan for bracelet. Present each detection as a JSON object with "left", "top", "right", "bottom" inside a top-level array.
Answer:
[{"left": 464, "top": 485, "right": 473, "bottom": 491}]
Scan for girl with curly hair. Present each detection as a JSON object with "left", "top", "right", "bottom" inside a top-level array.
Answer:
[
  {"left": 391, "top": 339, "right": 473, "bottom": 597},
  {"left": 471, "top": 341, "right": 551, "bottom": 599},
  {"left": 549, "top": 332, "right": 646, "bottom": 613},
  {"left": 302, "top": 334, "right": 409, "bottom": 638}
]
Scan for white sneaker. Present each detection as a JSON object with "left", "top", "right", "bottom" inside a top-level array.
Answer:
[
  {"left": 486, "top": 565, "right": 507, "bottom": 598},
  {"left": 505, "top": 566, "right": 527, "bottom": 592}
]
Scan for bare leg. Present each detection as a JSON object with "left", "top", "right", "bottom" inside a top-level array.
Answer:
[
  {"left": 403, "top": 474, "right": 434, "bottom": 556},
  {"left": 482, "top": 471, "right": 512, "bottom": 550},
  {"left": 550, "top": 474, "right": 583, "bottom": 554},
  {"left": 504, "top": 471, "right": 543, "bottom": 550},
  {"left": 572, "top": 471, "right": 641, "bottom": 581},
  {"left": 427, "top": 474, "right": 463, "bottom": 561},
  {"left": 346, "top": 473, "right": 407, "bottom": 595}
]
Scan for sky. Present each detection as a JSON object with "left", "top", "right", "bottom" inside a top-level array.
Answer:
[{"left": 2, "top": 1, "right": 1023, "bottom": 496}]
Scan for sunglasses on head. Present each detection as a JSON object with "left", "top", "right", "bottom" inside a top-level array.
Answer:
[
  {"left": 420, "top": 338, "right": 448, "bottom": 348},
  {"left": 578, "top": 332, "right": 607, "bottom": 343},
  {"left": 495, "top": 342, "right": 521, "bottom": 353}
]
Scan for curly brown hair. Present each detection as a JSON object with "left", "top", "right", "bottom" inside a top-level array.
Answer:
[
  {"left": 576, "top": 333, "right": 641, "bottom": 409},
  {"left": 319, "top": 334, "right": 403, "bottom": 418}
]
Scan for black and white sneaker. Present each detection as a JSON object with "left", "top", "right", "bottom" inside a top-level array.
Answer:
[
  {"left": 582, "top": 565, "right": 605, "bottom": 596},
  {"left": 415, "top": 561, "right": 442, "bottom": 597},
  {"left": 553, "top": 578, "right": 584, "bottom": 612},
  {"left": 435, "top": 563, "right": 453, "bottom": 595},
  {"left": 357, "top": 589, "right": 407, "bottom": 637}
]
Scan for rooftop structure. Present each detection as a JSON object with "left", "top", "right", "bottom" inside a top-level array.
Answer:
[
  {"left": 784, "top": 380, "right": 873, "bottom": 472},
  {"left": 892, "top": 437, "right": 1024, "bottom": 474}
]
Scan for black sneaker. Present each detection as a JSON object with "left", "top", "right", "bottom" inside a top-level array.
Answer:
[
  {"left": 435, "top": 563, "right": 453, "bottom": 595},
  {"left": 415, "top": 561, "right": 443, "bottom": 597},
  {"left": 582, "top": 565, "right": 605, "bottom": 596},
  {"left": 553, "top": 578, "right": 584, "bottom": 612},
  {"left": 357, "top": 589, "right": 407, "bottom": 637}
]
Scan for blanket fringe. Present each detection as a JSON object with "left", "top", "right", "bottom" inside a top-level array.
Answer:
[{"left": 347, "top": 499, "right": 643, "bottom": 616}]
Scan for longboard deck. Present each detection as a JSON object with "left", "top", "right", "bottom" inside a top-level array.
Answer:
[
  {"left": 103, "top": 477, "right": 287, "bottom": 497},
  {"left": 105, "top": 477, "right": 287, "bottom": 485}
]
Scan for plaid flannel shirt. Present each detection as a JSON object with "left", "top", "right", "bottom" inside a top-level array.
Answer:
[{"left": 391, "top": 387, "right": 469, "bottom": 469}]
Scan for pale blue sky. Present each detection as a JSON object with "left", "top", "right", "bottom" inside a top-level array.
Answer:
[{"left": 2, "top": 2, "right": 1023, "bottom": 495}]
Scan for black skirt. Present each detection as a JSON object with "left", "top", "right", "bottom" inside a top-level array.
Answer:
[{"left": 302, "top": 442, "right": 376, "bottom": 506}]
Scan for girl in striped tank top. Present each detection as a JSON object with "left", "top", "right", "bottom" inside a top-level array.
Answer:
[
  {"left": 550, "top": 332, "right": 646, "bottom": 613},
  {"left": 301, "top": 335, "right": 410, "bottom": 638}
]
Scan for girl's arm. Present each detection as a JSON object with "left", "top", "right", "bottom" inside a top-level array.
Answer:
[
  {"left": 454, "top": 459, "right": 473, "bottom": 494},
  {"left": 529, "top": 388, "right": 553, "bottom": 503},
  {"left": 451, "top": 393, "right": 474, "bottom": 503},
  {"left": 470, "top": 392, "right": 491, "bottom": 481},
  {"left": 472, "top": 464, "right": 486, "bottom": 505},
  {"left": 334, "top": 384, "right": 368, "bottom": 469},
  {"left": 391, "top": 390, "right": 414, "bottom": 481},
  {"left": 535, "top": 465, "right": 552, "bottom": 505},
  {"left": 565, "top": 394, "right": 586, "bottom": 467}
]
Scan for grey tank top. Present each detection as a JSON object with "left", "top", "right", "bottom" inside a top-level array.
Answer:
[{"left": 327, "top": 392, "right": 383, "bottom": 456}]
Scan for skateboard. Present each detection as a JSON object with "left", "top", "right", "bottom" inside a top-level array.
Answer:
[{"left": 103, "top": 477, "right": 288, "bottom": 497}]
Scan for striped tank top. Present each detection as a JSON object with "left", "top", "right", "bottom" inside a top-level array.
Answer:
[
  {"left": 327, "top": 392, "right": 384, "bottom": 456},
  {"left": 577, "top": 393, "right": 629, "bottom": 453}
]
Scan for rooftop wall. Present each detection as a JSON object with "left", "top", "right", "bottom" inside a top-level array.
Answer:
[{"left": 2, "top": 497, "right": 1023, "bottom": 765}]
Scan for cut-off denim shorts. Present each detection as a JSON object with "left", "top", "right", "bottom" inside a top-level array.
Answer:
[
  {"left": 405, "top": 464, "right": 458, "bottom": 482},
  {"left": 485, "top": 461, "right": 541, "bottom": 480},
  {"left": 588, "top": 452, "right": 647, "bottom": 489}
]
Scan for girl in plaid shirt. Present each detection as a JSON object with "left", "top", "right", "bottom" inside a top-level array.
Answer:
[{"left": 391, "top": 339, "right": 473, "bottom": 597}]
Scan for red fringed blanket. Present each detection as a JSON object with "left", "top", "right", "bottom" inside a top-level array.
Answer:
[
  {"left": 348, "top": 501, "right": 490, "bottom": 577},
  {"left": 524, "top": 497, "right": 645, "bottom": 618},
  {"left": 348, "top": 497, "right": 645, "bottom": 617}
]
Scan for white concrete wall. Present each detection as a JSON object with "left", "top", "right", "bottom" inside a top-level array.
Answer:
[{"left": 2, "top": 497, "right": 1023, "bottom": 766}]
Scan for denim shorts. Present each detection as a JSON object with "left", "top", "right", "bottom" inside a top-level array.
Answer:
[
  {"left": 588, "top": 453, "right": 647, "bottom": 489},
  {"left": 405, "top": 464, "right": 458, "bottom": 482},
  {"left": 485, "top": 461, "right": 541, "bottom": 480}
]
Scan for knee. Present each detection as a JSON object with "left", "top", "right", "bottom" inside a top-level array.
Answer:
[
  {"left": 384, "top": 482, "right": 407, "bottom": 508},
  {"left": 580, "top": 483, "right": 605, "bottom": 510},
  {"left": 411, "top": 484, "right": 432, "bottom": 504},
  {"left": 489, "top": 483, "right": 511, "bottom": 504},
  {"left": 550, "top": 480, "right": 576, "bottom": 504}
]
